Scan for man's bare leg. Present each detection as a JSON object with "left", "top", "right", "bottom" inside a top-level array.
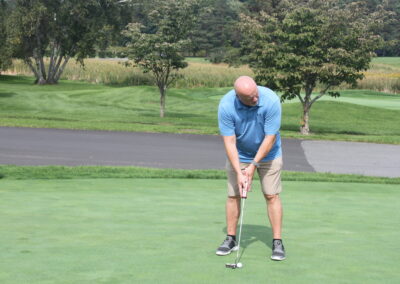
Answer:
[
  {"left": 264, "top": 194, "right": 282, "bottom": 239},
  {"left": 216, "top": 196, "right": 241, "bottom": 255},
  {"left": 226, "top": 196, "right": 240, "bottom": 235},
  {"left": 265, "top": 193, "right": 286, "bottom": 260}
]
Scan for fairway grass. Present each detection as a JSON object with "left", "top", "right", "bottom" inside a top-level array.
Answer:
[
  {"left": 1, "top": 75, "right": 400, "bottom": 144},
  {"left": 0, "top": 178, "right": 399, "bottom": 283},
  {"left": 1, "top": 165, "right": 400, "bottom": 184},
  {"left": 285, "top": 89, "right": 400, "bottom": 110}
]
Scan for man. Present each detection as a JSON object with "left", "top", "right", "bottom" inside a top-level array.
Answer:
[{"left": 216, "top": 76, "right": 285, "bottom": 261}]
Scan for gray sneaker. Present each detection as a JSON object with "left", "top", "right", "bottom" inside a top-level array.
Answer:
[
  {"left": 271, "top": 239, "right": 286, "bottom": 261},
  {"left": 216, "top": 236, "right": 238, "bottom": 256}
]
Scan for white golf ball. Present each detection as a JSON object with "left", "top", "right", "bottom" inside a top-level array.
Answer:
[{"left": 236, "top": 262, "right": 243, "bottom": 268}]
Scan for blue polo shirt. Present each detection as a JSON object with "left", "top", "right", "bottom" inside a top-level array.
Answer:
[{"left": 218, "top": 86, "right": 282, "bottom": 162}]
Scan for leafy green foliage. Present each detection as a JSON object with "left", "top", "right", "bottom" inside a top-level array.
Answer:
[
  {"left": 374, "top": 0, "right": 400, "bottom": 56},
  {"left": 239, "top": 0, "right": 383, "bottom": 134},
  {"left": 123, "top": 0, "right": 205, "bottom": 117},
  {"left": 6, "top": 0, "right": 123, "bottom": 84},
  {"left": 0, "top": 0, "right": 12, "bottom": 73},
  {"left": 189, "top": 0, "right": 242, "bottom": 61},
  {"left": 338, "top": 0, "right": 400, "bottom": 56}
]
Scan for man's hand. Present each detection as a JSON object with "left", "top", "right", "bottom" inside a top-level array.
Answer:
[
  {"left": 242, "top": 164, "right": 256, "bottom": 192},
  {"left": 237, "top": 171, "right": 249, "bottom": 198}
]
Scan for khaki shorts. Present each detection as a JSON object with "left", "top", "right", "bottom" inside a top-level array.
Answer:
[{"left": 226, "top": 157, "right": 283, "bottom": 197}]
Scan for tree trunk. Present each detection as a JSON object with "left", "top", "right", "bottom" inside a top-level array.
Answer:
[
  {"left": 299, "top": 85, "right": 315, "bottom": 135},
  {"left": 27, "top": 42, "right": 71, "bottom": 84},
  {"left": 32, "top": 51, "right": 46, "bottom": 85},
  {"left": 36, "top": 59, "right": 46, "bottom": 85},
  {"left": 37, "top": 77, "right": 47, "bottom": 85},
  {"left": 53, "top": 55, "right": 70, "bottom": 83},
  {"left": 159, "top": 85, "right": 166, "bottom": 118},
  {"left": 47, "top": 42, "right": 57, "bottom": 82},
  {"left": 300, "top": 106, "right": 310, "bottom": 135}
]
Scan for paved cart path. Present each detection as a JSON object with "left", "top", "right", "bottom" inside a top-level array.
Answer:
[{"left": 1, "top": 127, "right": 399, "bottom": 177}]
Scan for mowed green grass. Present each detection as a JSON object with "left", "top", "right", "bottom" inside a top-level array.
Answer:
[
  {"left": 2, "top": 165, "right": 400, "bottom": 184},
  {"left": 0, "top": 178, "right": 399, "bottom": 283},
  {"left": 0, "top": 75, "right": 226, "bottom": 134},
  {"left": 371, "top": 57, "right": 400, "bottom": 68},
  {"left": 1, "top": 75, "right": 400, "bottom": 143},
  {"left": 285, "top": 90, "right": 400, "bottom": 110}
]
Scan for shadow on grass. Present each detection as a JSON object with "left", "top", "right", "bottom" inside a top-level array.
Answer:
[
  {"left": 282, "top": 123, "right": 368, "bottom": 136},
  {"left": 222, "top": 224, "right": 273, "bottom": 253},
  {"left": 140, "top": 111, "right": 205, "bottom": 119},
  {"left": 310, "top": 128, "right": 367, "bottom": 136},
  {"left": 0, "top": 75, "right": 33, "bottom": 84},
  {"left": 335, "top": 130, "right": 367, "bottom": 135},
  {"left": 0, "top": 92, "right": 16, "bottom": 98},
  {"left": 281, "top": 124, "right": 301, "bottom": 132},
  {"left": 2, "top": 115, "right": 79, "bottom": 122}
]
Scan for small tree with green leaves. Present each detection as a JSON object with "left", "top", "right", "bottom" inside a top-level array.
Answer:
[
  {"left": 239, "top": 0, "right": 383, "bottom": 135},
  {"left": 123, "top": 0, "right": 203, "bottom": 118}
]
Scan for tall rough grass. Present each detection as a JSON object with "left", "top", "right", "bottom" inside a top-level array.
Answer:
[
  {"left": 6, "top": 58, "right": 253, "bottom": 88},
  {"left": 354, "top": 58, "right": 400, "bottom": 93},
  {"left": 357, "top": 70, "right": 400, "bottom": 94},
  {"left": 357, "top": 75, "right": 400, "bottom": 94},
  {"left": 5, "top": 57, "right": 400, "bottom": 93}
]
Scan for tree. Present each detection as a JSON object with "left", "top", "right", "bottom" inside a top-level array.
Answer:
[
  {"left": 239, "top": 0, "right": 382, "bottom": 135},
  {"left": 0, "top": 0, "right": 12, "bottom": 74},
  {"left": 6, "top": 0, "right": 123, "bottom": 84},
  {"left": 240, "top": 0, "right": 290, "bottom": 16},
  {"left": 123, "top": 0, "right": 204, "bottom": 117},
  {"left": 368, "top": 0, "right": 400, "bottom": 56},
  {"left": 188, "top": 0, "right": 241, "bottom": 60},
  {"left": 337, "top": 0, "right": 400, "bottom": 56}
]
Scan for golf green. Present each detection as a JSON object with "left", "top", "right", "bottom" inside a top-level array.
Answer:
[{"left": 0, "top": 179, "right": 399, "bottom": 283}]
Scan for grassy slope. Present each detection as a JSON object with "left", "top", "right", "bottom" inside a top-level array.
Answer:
[
  {"left": 1, "top": 75, "right": 400, "bottom": 143},
  {"left": 0, "top": 75, "right": 225, "bottom": 134},
  {"left": 282, "top": 100, "right": 400, "bottom": 143},
  {"left": 1, "top": 178, "right": 399, "bottom": 283},
  {"left": 285, "top": 89, "right": 400, "bottom": 110}
]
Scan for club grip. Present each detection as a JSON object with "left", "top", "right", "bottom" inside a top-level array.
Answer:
[{"left": 242, "top": 183, "right": 248, "bottom": 199}]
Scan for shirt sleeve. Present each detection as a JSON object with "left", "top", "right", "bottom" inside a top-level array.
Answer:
[
  {"left": 218, "top": 105, "right": 235, "bottom": 136},
  {"left": 264, "top": 101, "right": 281, "bottom": 135}
]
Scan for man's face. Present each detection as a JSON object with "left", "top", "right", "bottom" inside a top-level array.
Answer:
[{"left": 236, "top": 88, "right": 259, "bottom": 107}]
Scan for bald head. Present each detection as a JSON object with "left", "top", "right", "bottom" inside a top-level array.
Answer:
[{"left": 234, "top": 76, "right": 259, "bottom": 106}]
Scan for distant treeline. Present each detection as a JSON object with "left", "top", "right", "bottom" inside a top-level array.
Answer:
[
  {"left": 102, "top": 0, "right": 400, "bottom": 60},
  {"left": 1, "top": 0, "right": 399, "bottom": 66}
]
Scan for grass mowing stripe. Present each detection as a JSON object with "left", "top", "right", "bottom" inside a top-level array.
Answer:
[{"left": 0, "top": 165, "right": 399, "bottom": 184}]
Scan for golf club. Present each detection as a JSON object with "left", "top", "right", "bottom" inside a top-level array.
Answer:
[{"left": 225, "top": 180, "right": 248, "bottom": 269}]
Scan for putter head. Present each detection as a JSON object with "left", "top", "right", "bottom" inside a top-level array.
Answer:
[
  {"left": 225, "top": 263, "right": 242, "bottom": 269},
  {"left": 225, "top": 263, "right": 237, "bottom": 269}
]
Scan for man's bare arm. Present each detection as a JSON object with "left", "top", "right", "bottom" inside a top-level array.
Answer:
[
  {"left": 222, "top": 135, "right": 241, "bottom": 174},
  {"left": 245, "top": 134, "right": 277, "bottom": 183},
  {"left": 253, "top": 135, "right": 276, "bottom": 164},
  {"left": 222, "top": 135, "right": 248, "bottom": 196}
]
